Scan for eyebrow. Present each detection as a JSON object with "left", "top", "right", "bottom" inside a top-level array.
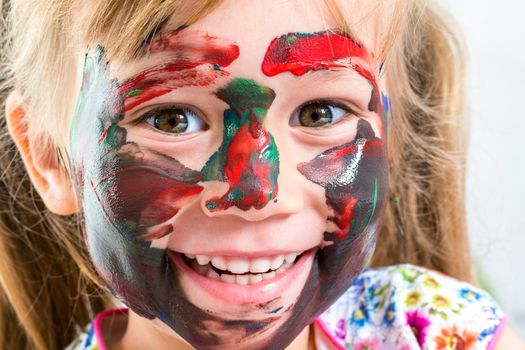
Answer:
[
  {"left": 119, "top": 30, "right": 240, "bottom": 112},
  {"left": 262, "top": 31, "right": 377, "bottom": 86},
  {"left": 262, "top": 31, "right": 381, "bottom": 113}
]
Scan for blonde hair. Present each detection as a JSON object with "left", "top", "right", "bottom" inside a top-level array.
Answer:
[{"left": 0, "top": 0, "right": 470, "bottom": 348}]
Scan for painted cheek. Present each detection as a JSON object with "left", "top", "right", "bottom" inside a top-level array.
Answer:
[
  {"left": 298, "top": 119, "right": 386, "bottom": 242},
  {"left": 201, "top": 78, "right": 280, "bottom": 211}
]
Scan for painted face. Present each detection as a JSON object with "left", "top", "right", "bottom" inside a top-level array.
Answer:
[{"left": 69, "top": 1, "right": 389, "bottom": 349}]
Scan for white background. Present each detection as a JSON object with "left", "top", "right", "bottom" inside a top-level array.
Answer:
[{"left": 437, "top": 0, "right": 525, "bottom": 337}]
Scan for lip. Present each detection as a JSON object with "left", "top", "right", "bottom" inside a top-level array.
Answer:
[{"left": 168, "top": 247, "right": 316, "bottom": 304}]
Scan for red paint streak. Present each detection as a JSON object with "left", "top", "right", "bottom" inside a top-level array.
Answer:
[
  {"left": 262, "top": 31, "right": 372, "bottom": 78},
  {"left": 97, "top": 126, "right": 110, "bottom": 144},
  {"left": 119, "top": 30, "right": 240, "bottom": 111},
  {"left": 212, "top": 116, "right": 277, "bottom": 210},
  {"left": 121, "top": 67, "right": 230, "bottom": 111}
]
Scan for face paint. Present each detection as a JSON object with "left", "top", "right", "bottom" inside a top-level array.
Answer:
[
  {"left": 70, "top": 22, "right": 388, "bottom": 348},
  {"left": 120, "top": 29, "right": 240, "bottom": 111},
  {"left": 240, "top": 31, "right": 388, "bottom": 349},
  {"left": 201, "top": 78, "right": 279, "bottom": 211}
]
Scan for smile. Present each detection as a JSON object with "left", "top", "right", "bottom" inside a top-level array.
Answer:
[
  {"left": 168, "top": 248, "right": 317, "bottom": 304},
  {"left": 182, "top": 252, "right": 304, "bottom": 285}
]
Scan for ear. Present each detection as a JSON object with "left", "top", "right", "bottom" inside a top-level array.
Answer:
[{"left": 5, "top": 90, "right": 79, "bottom": 216}]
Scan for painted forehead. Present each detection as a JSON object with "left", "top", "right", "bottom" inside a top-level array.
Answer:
[{"left": 120, "top": 28, "right": 380, "bottom": 108}]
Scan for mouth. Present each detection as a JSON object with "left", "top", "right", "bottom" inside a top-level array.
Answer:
[
  {"left": 181, "top": 251, "right": 304, "bottom": 285},
  {"left": 168, "top": 248, "right": 317, "bottom": 304}
]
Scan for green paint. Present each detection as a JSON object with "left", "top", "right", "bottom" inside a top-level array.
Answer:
[
  {"left": 201, "top": 78, "right": 279, "bottom": 211},
  {"left": 215, "top": 78, "right": 276, "bottom": 112},
  {"left": 371, "top": 178, "right": 379, "bottom": 217},
  {"left": 213, "top": 63, "right": 221, "bottom": 71},
  {"left": 104, "top": 123, "right": 121, "bottom": 148},
  {"left": 201, "top": 109, "right": 240, "bottom": 181},
  {"left": 127, "top": 89, "right": 143, "bottom": 97}
]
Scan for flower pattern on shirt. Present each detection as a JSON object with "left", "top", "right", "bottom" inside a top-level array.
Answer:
[{"left": 317, "top": 264, "right": 504, "bottom": 349}]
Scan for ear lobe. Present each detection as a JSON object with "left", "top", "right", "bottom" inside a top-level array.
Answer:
[{"left": 5, "top": 90, "right": 79, "bottom": 216}]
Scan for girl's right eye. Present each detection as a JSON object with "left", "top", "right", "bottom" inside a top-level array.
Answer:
[{"left": 140, "top": 106, "right": 207, "bottom": 135}]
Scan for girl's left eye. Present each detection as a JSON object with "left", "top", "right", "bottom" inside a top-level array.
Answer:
[
  {"left": 140, "top": 107, "right": 207, "bottom": 135},
  {"left": 290, "top": 101, "right": 352, "bottom": 128}
]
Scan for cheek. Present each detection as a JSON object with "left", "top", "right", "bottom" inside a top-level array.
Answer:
[{"left": 297, "top": 118, "right": 387, "bottom": 246}]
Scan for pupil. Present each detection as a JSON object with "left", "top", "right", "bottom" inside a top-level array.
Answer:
[
  {"left": 154, "top": 109, "right": 188, "bottom": 133},
  {"left": 299, "top": 103, "right": 332, "bottom": 127}
]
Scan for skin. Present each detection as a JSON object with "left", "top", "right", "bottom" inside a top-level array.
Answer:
[
  {"left": 75, "top": 0, "right": 390, "bottom": 349},
  {"left": 6, "top": 0, "right": 524, "bottom": 349},
  {"left": 67, "top": 0, "right": 389, "bottom": 345}
]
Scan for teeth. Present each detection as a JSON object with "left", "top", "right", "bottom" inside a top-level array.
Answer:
[
  {"left": 284, "top": 253, "right": 298, "bottom": 263},
  {"left": 276, "top": 262, "right": 293, "bottom": 275},
  {"left": 196, "top": 255, "right": 211, "bottom": 265},
  {"left": 250, "top": 258, "right": 271, "bottom": 273},
  {"left": 236, "top": 275, "right": 249, "bottom": 285},
  {"left": 249, "top": 274, "right": 263, "bottom": 284},
  {"left": 211, "top": 256, "right": 227, "bottom": 270},
  {"left": 206, "top": 269, "right": 220, "bottom": 281},
  {"left": 262, "top": 271, "right": 276, "bottom": 280},
  {"left": 228, "top": 258, "right": 250, "bottom": 274},
  {"left": 185, "top": 251, "right": 303, "bottom": 285},
  {"left": 270, "top": 255, "right": 285, "bottom": 270},
  {"left": 220, "top": 273, "right": 236, "bottom": 284}
]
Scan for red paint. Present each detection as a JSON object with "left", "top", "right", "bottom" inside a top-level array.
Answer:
[
  {"left": 262, "top": 31, "right": 372, "bottom": 79},
  {"left": 219, "top": 118, "right": 277, "bottom": 210},
  {"left": 119, "top": 30, "right": 240, "bottom": 112}
]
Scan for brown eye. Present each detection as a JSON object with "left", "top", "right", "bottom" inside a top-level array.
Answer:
[
  {"left": 298, "top": 102, "right": 333, "bottom": 127},
  {"left": 142, "top": 107, "right": 206, "bottom": 135},
  {"left": 291, "top": 101, "right": 350, "bottom": 128}
]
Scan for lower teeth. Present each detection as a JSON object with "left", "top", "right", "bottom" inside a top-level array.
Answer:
[{"left": 188, "top": 258, "right": 296, "bottom": 285}]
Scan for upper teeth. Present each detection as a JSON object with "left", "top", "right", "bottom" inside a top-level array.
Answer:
[{"left": 185, "top": 252, "right": 301, "bottom": 274}]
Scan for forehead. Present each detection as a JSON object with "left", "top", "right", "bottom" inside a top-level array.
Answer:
[
  {"left": 111, "top": 0, "right": 384, "bottom": 80},
  {"left": 183, "top": 0, "right": 378, "bottom": 58}
]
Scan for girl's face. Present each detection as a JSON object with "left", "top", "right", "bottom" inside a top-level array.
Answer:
[{"left": 70, "top": 0, "right": 389, "bottom": 348}]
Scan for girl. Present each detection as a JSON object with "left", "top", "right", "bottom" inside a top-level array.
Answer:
[{"left": 0, "top": 0, "right": 523, "bottom": 349}]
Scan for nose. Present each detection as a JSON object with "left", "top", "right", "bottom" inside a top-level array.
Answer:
[
  {"left": 203, "top": 114, "right": 279, "bottom": 211},
  {"left": 199, "top": 159, "right": 304, "bottom": 222},
  {"left": 198, "top": 77, "right": 303, "bottom": 220}
]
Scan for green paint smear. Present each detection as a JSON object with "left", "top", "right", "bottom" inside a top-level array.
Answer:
[
  {"left": 127, "top": 89, "right": 143, "bottom": 97},
  {"left": 371, "top": 178, "right": 379, "bottom": 218},
  {"left": 215, "top": 78, "right": 276, "bottom": 112},
  {"left": 200, "top": 109, "right": 240, "bottom": 181}
]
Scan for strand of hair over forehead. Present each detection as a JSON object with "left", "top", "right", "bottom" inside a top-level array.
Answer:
[{"left": 83, "top": 0, "right": 407, "bottom": 62}]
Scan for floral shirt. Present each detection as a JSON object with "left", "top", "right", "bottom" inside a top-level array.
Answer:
[{"left": 67, "top": 264, "right": 505, "bottom": 350}]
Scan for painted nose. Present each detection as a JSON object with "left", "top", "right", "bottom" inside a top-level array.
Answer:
[{"left": 202, "top": 109, "right": 279, "bottom": 213}]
